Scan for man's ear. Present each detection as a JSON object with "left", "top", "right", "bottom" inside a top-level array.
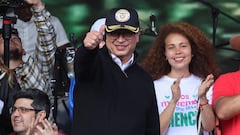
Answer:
[
  {"left": 36, "top": 110, "right": 47, "bottom": 119},
  {"left": 136, "top": 32, "right": 141, "bottom": 43}
]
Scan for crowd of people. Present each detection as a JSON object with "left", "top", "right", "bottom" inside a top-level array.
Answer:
[{"left": 0, "top": 0, "right": 239, "bottom": 135}]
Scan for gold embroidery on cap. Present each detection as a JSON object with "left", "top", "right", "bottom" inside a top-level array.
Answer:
[{"left": 106, "top": 25, "right": 139, "bottom": 33}]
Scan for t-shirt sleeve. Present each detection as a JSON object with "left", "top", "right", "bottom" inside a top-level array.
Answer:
[{"left": 51, "top": 16, "right": 70, "bottom": 47}]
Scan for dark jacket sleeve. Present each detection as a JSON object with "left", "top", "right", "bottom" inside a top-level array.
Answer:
[{"left": 74, "top": 45, "right": 99, "bottom": 81}]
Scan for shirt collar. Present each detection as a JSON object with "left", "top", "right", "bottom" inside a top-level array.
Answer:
[{"left": 110, "top": 53, "right": 134, "bottom": 71}]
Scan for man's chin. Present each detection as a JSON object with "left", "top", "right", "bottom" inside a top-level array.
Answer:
[{"left": 13, "top": 126, "right": 26, "bottom": 133}]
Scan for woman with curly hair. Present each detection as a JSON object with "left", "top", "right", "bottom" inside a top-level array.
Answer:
[{"left": 141, "top": 22, "right": 220, "bottom": 135}]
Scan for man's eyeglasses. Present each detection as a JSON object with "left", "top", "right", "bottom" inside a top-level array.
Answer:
[{"left": 9, "top": 106, "right": 40, "bottom": 114}]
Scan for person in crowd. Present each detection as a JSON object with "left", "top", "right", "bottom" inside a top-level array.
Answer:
[
  {"left": 9, "top": 88, "right": 66, "bottom": 135},
  {"left": 141, "top": 22, "right": 220, "bottom": 135},
  {"left": 212, "top": 35, "right": 240, "bottom": 135},
  {"left": 0, "top": 1, "right": 69, "bottom": 61},
  {"left": 0, "top": 0, "right": 57, "bottom": 134},
  {"left": 71, "top": 7, "right": 160, "bottom": 135}
]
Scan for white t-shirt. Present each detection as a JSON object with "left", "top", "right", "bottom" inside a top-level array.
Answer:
[
  {"left": 154, "top": 74, "right": 212, "bottom": 135},
  {"left": 0, "top": 12, "right": 69, "bottom": 61}
]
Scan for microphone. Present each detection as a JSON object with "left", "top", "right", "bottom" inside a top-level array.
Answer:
[
  {"left": 229, "top": 35, "right": 240, "bottom": 51},
  {"left": 150, "top": 14, "right": 158, "bottom": 36}
]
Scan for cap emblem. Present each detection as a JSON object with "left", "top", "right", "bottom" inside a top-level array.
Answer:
[{"left": 115, "top": 9, "right": 130, "bottom": 22}]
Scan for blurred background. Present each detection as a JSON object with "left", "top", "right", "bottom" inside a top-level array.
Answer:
[{"left": 44, "top": 0, "right": 240, "bottom": 74}]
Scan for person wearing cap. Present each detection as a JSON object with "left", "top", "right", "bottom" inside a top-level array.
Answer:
[
  {"left": 0, "top": 0, "right": 56, "bottom": 134},
  {"left": 72, "top": 8, "right": 160, "bottom": 135},
  {"left": 212, "top": 35, "right": 240, "bottom": 135}
]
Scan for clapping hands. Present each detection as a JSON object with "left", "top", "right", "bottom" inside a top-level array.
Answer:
[{"left": 26, "top": 113, "right": 58, "bottom": 135}]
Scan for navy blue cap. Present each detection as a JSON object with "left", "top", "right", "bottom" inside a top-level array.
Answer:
[{"left": 105, "top": 8, "right": 140, "bottom": 33}]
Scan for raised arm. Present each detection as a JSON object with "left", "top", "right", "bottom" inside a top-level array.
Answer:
[
  {"left": 74, "top": 25, "right": 105, "bottom": 80},
  {"left": 30, "top": 0, "right": 57, "bottom": 76}
]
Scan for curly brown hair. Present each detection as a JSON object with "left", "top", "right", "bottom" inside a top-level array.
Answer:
[{"left": 141, "top": 22, "right": 220, "bottom": 80}]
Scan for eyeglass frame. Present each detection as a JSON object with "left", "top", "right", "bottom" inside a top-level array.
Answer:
[{"left": 9, "top": 106, "right": 41, "bottom": 114}]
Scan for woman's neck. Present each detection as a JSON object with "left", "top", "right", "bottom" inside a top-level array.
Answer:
[{"left": 167, "top": 70, "right": 191, "bottom": 78}]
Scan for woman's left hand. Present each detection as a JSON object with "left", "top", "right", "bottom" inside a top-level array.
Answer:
[{"left": 198, "top": 74, "right": 214, "bottom": 99}]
